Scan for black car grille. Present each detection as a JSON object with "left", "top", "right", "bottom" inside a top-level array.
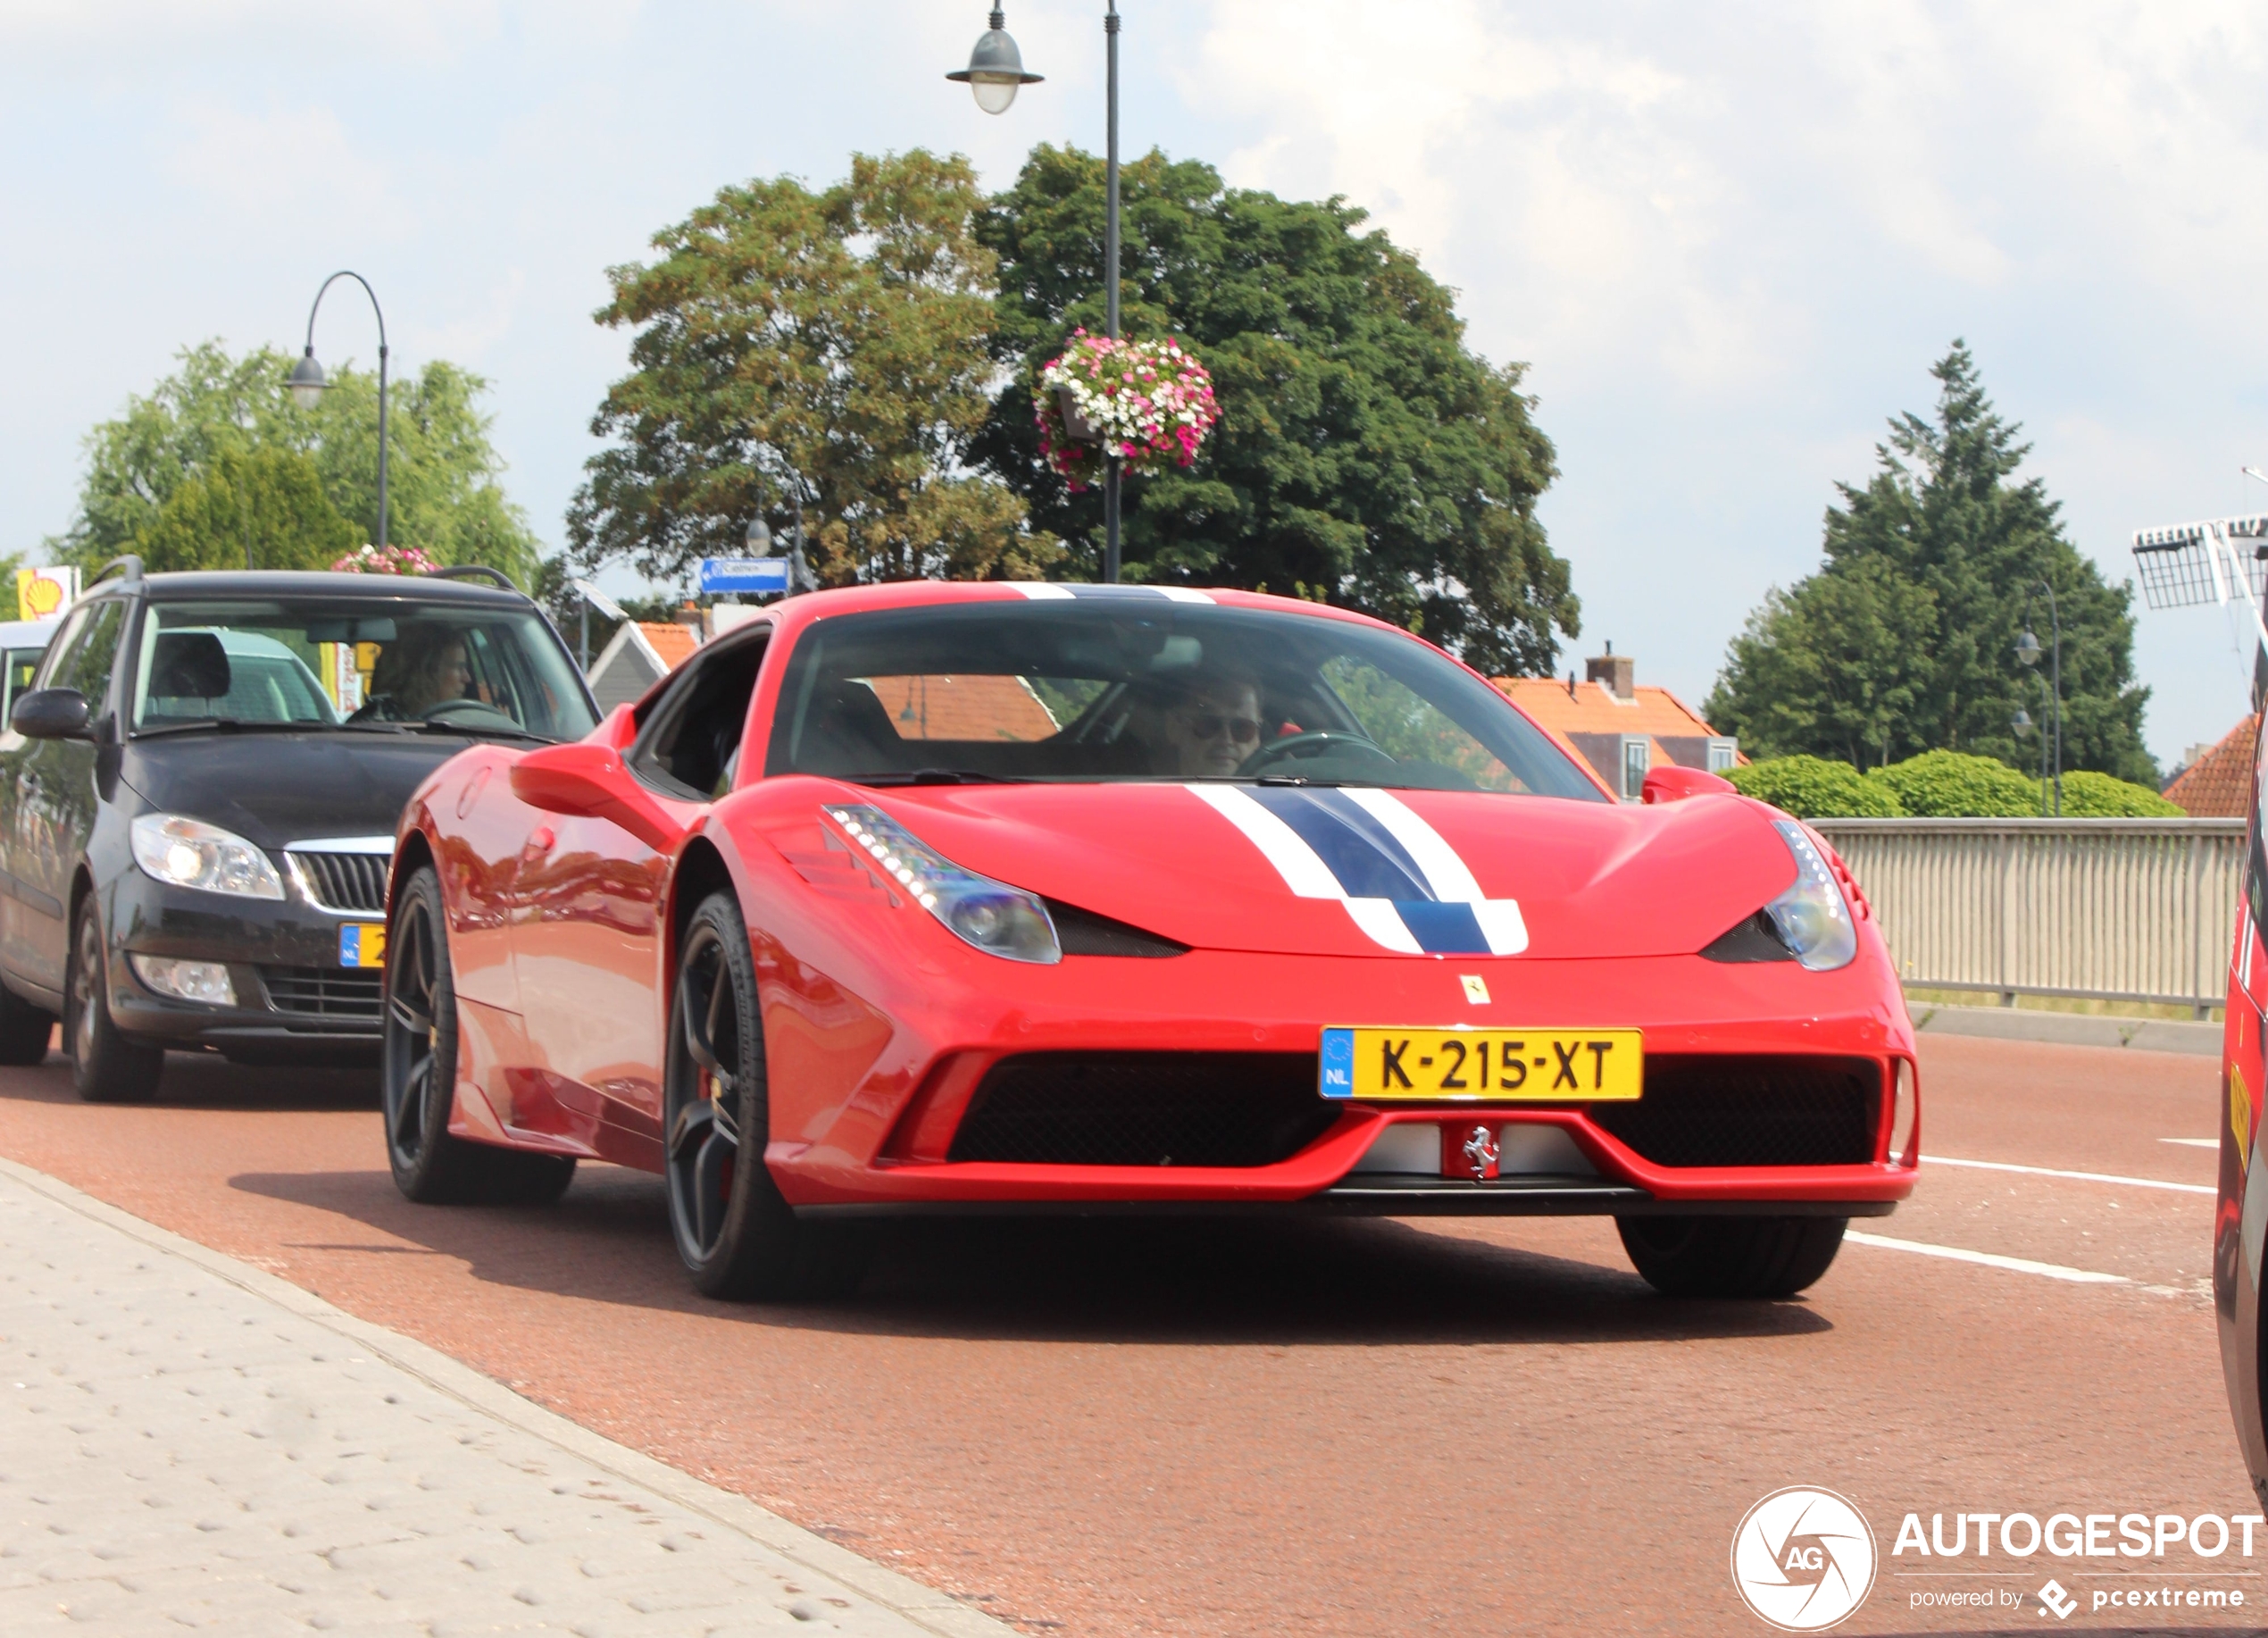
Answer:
[
  {"left": 261, "top": 966, "right": 385, "bottom": 1023},
  {"left": 290, "top": 851, "right": 389, "bottom": 914},
  {"left": 948, "top": 1052, "right": 1338, "bottom": 1168},
  {"left": 1589, "top": 1055, "right": 1881, "bottom": 1167}
]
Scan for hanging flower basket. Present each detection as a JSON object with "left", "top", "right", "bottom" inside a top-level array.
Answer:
[
  {"left": 331, "top": 543, "right": 442, "bottom": 576},
  {"left": 1034, "top": 330, "right": 1221, "bottom": 492}
]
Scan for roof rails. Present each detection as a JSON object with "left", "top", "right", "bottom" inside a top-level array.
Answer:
[
  {"left": 423, "top": 564, "right": 521, "bottom": 592},
  {"left": 88, "top": 555, "right": 144, "bottom": 589}
]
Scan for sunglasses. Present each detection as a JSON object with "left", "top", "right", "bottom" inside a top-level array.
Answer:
[{"left": 1183, "top": 711, "right": 1261, "bottom": 743}]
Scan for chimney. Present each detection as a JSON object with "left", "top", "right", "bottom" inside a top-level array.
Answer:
[{"left": 1585, "top": 639, "right": 1634, "bottom": 701}]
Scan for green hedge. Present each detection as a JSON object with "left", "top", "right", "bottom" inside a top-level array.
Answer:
[
  {"left": 2054, "top": 769, "right": 2182, "bottom": 817},
  {"left": 1724, "top": 755, "right": 1902, "bottom": 817},
  {"left": 1728, "top": 751, "right": 2179, "bottom": 818}
]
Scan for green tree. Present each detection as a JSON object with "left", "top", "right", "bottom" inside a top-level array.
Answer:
[
  {"left": 136, "top": 447, "right": 358, "bottom": 573},
  {"left": 1707, "top": 343, "right": 2154, "bottom": 782},
  {"left": 973, "top": 146, "right": 1576, "bottom": 676},
  {"left": 1705, "top": 556, "right": 1939, "bottom": 769},
  {"left": 54, "top": 340, "right": 543, "bottom": 583},
  {"left": 569, "top": 151, "right": 1055, "bottom": 589}
]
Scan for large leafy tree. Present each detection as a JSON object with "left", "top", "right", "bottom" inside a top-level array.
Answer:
[
  {"left": 973, "top": 146, "right": 1576, "bottom": 675},
  {"left": 1707, "top": 343, "right": 2153, "bottom": 781},
  {"left": 53, "top": 340, "right": 542, "bottom": 581},
  {"left": 569, "top": 150, "right": 1056, "bottom": 588}
]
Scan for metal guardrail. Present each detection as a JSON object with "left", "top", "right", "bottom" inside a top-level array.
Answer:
[{"left": 1808, "top": 817, "right": 2246, "bottom": 1017}]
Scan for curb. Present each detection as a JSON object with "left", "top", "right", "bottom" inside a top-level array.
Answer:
[
  {"left": 1910, "top": 1003, "right": 2220, "bottom": 1057},
  {"left": 0, "top": 1152, "right": 1015, "bottom": 1638}
]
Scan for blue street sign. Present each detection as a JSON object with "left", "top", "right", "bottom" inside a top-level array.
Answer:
[{"left": 696, "top": 556, "right": 791, "bottom": 596}]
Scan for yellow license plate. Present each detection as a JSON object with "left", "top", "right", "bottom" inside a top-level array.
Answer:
[
  {"left": 1320, "top": 1027, "right": 1643, "bottom": 1101},
  {"left": 338, "top": 923, "right": 386, "bottom": 968}
]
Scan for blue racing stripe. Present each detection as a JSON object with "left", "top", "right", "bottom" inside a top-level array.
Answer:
[
  {"left": 1247, "top": 786, "right": 1431, "bottom": 900},
  {"left": 1392, "top": 899, "right": 1490, "bottom": 955}
]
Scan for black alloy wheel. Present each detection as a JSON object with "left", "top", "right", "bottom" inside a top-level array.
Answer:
[
  {"left": 66, "top": 899, "right": 163, "bottom": 1102},
  {"left": 664, "top": 892, "right": 863, "bottom": 1300},
  {"left": 383, "top": 865, "right": 574, "bottom": 1206},
  {"left": 1616, "top": 1214, "right": 1848, "bottom": 1299}
]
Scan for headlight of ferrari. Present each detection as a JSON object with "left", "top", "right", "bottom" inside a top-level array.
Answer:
[
  {"left": 1762, "top": 819, "right": 1856, "bottom": 972},
  {"left": 129, "top": 815, "right": 285, "bottom": 900},
  {"left": 823, "top": 804, "right": 1060, "bottom": 964}
]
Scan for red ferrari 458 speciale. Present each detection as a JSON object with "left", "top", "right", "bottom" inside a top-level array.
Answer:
[{"left": 380, "top": 581, "right": 1918, "bottom": 1299}]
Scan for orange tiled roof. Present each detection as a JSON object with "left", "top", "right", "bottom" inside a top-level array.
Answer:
[
  {"left": 638, "top": 622, "right": 699, "bottom": 671},
  {"left": 1494, "top": 676, "right": 1739, "bottom": 792},
  {"left": 863, "top": 673, "right": 1061, "bottom": 741},
  {"left": 2165, "top": 715, "right": 2257, "bottom": 818}
]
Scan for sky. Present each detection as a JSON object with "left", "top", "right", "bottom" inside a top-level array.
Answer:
[{"left": 4, "top": 0, "right": 2265, "bottom": 773}]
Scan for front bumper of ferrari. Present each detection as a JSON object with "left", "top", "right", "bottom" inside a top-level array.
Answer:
[{"left": 758, "top": 938, "right": 1920, "bottom": 1217}]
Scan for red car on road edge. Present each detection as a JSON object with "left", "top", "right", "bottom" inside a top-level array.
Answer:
[{"left": 380, "top": 581, "right": 1919, "bottom": 1300}]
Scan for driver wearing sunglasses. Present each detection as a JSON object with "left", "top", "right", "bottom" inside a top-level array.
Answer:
[{"left": 1147, "top": 672, "right": 1266, "bottom": 778}]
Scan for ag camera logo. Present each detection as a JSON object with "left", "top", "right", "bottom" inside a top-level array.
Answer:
[{"left": 1732, "top": 1487, "right": 1879, "bottom": 1630}]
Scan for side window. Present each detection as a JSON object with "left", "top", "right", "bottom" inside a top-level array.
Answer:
[
  {"left": 629, "top": 632, "right": 769, "bottom": 801},
  {"left": 31, "top": 608, "right": 89, "bottom": 691},
  {"left": 38, "top": 602, "right": 125, "bottom": 710}
]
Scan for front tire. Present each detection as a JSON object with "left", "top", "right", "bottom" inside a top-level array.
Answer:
[
  {"left": 66, "top": 899, "right": 163, "bottom": 1102},
  {"left": 664, "top": 892, "right": 863, "bottom": 1300},
  {"left": 383, "top": 865, "right": 575, "bottom": 1206},
  {"left": 1616, "top": 1215, "right": 1847, "bottom": 1299}
]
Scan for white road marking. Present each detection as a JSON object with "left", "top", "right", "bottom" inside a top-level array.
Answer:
[
  {"left": 1926, "top": 1154, "right": 2214, "bottom": 1196},
  {"left": 1847, "top": 1231, "right": 2129, "bottom": 1284},
  {"left": 2163, "top": 1138, "right": 2220, "bottom": 1149}
]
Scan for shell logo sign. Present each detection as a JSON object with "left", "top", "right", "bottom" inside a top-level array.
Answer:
[{"left": 15, "top": 566, "right": 79, "bottom": 623}]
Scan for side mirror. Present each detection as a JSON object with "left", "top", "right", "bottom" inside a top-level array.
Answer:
[
  {"left": 1641, "top": 765, "right": 1736, "bottom": 805},
  {"left": 11, "top": 688, "right": 91, "bottom": 741},
  {"left": 509, "top": 742, "right": 686, "bottom": 854}
]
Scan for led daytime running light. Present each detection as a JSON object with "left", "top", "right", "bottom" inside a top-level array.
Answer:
[
  {"left": 1763, "top": 820, "right": 1857, "bottom": 972},
  {"left": 822, "top": 805, "right": 1060, "bottom": 965}
]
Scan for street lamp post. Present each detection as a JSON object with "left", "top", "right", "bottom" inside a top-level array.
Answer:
[
  {"left": 951, "top": 4, "right": 1127, "bottom": 583},
  {"left": 2014, "top": 583, "right": 2063, "bottom": 816},
  {"left": 288, "top": 272, "right": 390, "bottom": 551}
]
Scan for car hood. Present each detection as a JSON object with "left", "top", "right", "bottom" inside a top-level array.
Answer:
[
  {"left": 846, "top": 782, "right": 1797, "bottom": 960},
  {"left": 120, "top": 732, "right": 468, "bottom": 850}
]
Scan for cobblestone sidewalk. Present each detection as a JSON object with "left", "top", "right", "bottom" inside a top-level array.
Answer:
[{"left": 0, "top": 1156, "right": 1011, "bottom": 1637}]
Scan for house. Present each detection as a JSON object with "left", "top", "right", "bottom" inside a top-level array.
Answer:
[
  {"left": 584, "top": 618, "right": 700, "bottom": 713},
  {"left": 1496, "top": 645, "right": 1740, "bottom": 800},
  {"left": 2163, "top": 715, "right": 2257, "bottom": 819}
]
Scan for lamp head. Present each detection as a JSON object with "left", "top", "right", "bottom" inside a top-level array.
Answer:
[
  {"left": 287, "top": 349, "right": 327, "bottom": 412},
  {"left": 2014, "top": 628, "right": 2041, "bottom": 667},
  {"left": 947, "top": 7, "right": 1043, "bottom": 114},
  {"left": 2012, "top": 707, "right": 2033, "bottom": 736},
  {"left": 746, "top": 516, "right": 773, "bottom": 555}
]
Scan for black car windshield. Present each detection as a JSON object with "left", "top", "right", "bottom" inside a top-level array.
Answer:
[
  {"left": 764, "top": 598, "right": 1605, "bottom": 799},
  {"left": 129, "top": 597, "right": 599, "bottom": 743}
]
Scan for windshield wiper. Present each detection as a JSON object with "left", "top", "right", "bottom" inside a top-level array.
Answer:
[
  {"left": 390, "top": 720, "right": 556, "bottom": 744},
  {"left": 130, "top": 719, "right": 332, "bottom": 739},
  {"left": 855, "top": 768, "right": 1030, "bottom": 786}
]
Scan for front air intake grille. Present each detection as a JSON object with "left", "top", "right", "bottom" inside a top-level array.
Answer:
[
  {"left": 1588, "top": 1055, "right": 1881, "bottom": 1167},
  {"left": 261, "top": 966, "right": 385, "bottom": 1022},
  {"left": 948, "top": 1052, "right": 1337, "bottom": 1167},
  {"left": 290, "top": 851, "right": 390, "bottom": 914}
]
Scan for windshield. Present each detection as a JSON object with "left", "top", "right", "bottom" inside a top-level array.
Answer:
[
  {"left": 763, "top": 599, "right": 1605, "bottom": 799},
  {"left": 129, "top": 597, "right": 599, "bottom": 743}
]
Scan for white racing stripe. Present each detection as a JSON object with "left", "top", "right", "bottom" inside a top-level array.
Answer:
[
  {"left": 1847, "top": 1231, "right": 2130, "bottom": 1284},
  {"left": 1927, "top": 1154, "right": 2214, "bottom": 1197},
  {"left": 1183, "top": 782, "right": 1343, "bottom": 898},
  {"left": 1343, "top": 788, "right": 1485, "bottom": 898},
  {"left": 1008, "top": 583, "right": 1075, "bottom": 599},
  {"left": 2163, "top": 1138, "right": 2220, "bottom": 1149}
]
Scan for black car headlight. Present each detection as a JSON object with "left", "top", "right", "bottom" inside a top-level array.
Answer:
[
  {"left": 824, "top": 804, "right": 1060, "bottom": 964},
  {"left": 129, "top": 815, "right": 285, "bottom": 901},
  {"left": 1762, "top": 820, "right": 1857, "bottom": 972}
]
